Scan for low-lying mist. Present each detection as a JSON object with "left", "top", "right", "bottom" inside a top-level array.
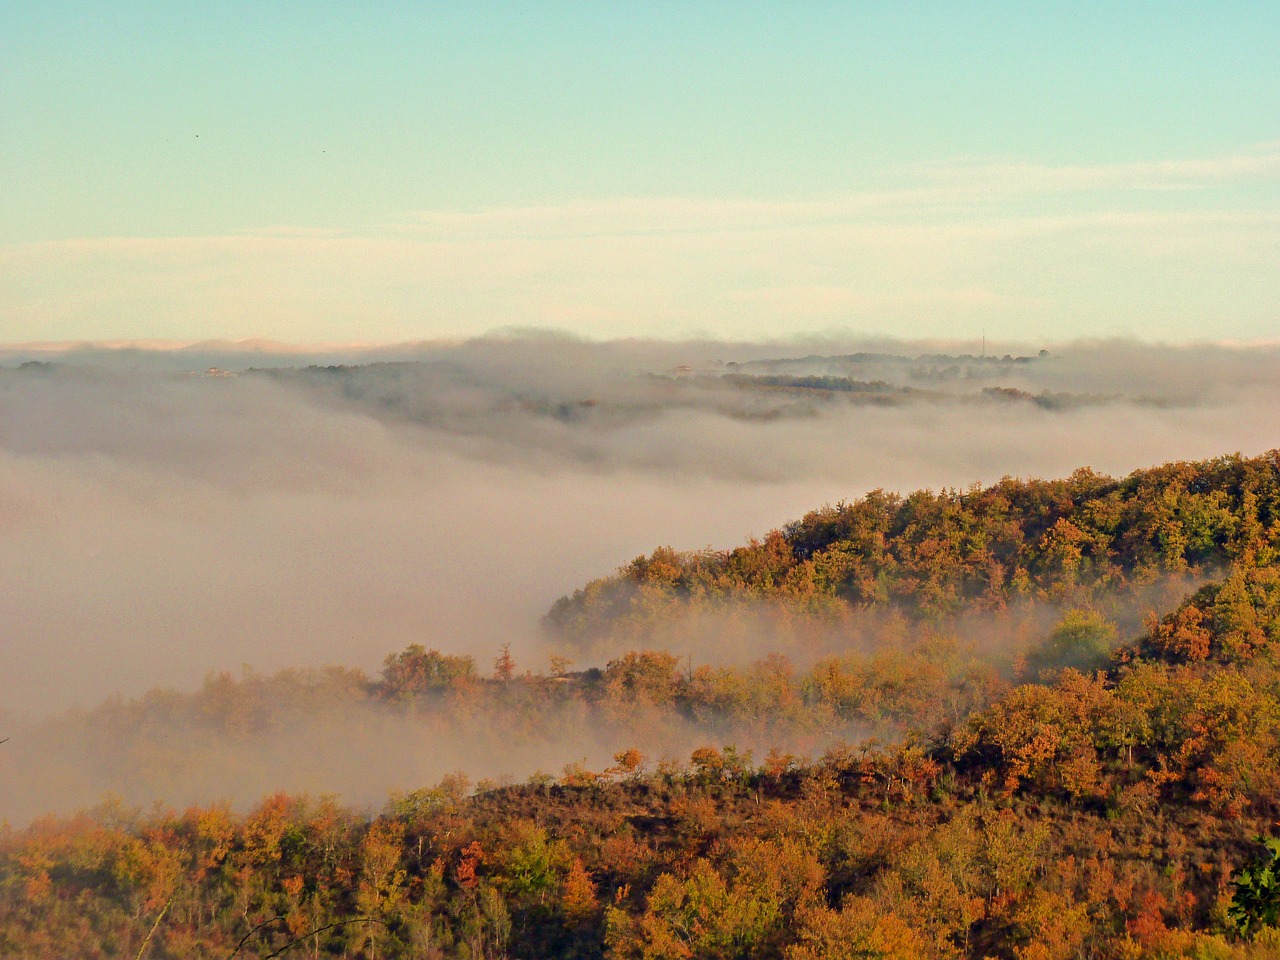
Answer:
[
  {"left": 1, "top": 333, "right": 1276, "bottom": 822},
  {"left": 0, "top": 664, "right": 841, "bottom": 826},
  {"left": 1, "top": 586, "right": 1179, "bottom": 826}
]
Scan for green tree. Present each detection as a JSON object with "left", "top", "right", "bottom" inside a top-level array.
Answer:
[
  {"left": 1026, "top": 609, "right": 1116, "bottom": 677},
  {"left": 1230, "top": 837, "right": 1280, "bottom": 935}
]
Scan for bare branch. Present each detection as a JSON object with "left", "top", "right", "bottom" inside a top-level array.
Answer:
[
  {"left": 226, "top": 916, "right": 286, "bottom": 959},
  {"left": 134, "top": 898, "right": 173, "bottom": 960},
  {"left": 260, "top": 918, "right": 388, "bottom": 959}
]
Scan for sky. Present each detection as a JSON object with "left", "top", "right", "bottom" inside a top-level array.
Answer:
[{"left": 1, "top": 2, "right": 1278, "bottom": 343}]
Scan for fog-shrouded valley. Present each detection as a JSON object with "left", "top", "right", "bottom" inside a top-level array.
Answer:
[
  {"left": 5, "top": 334, "right": 1280, "bottom": 957},
  {"left": 2, "top": 335, "right": 1279, "bottom": 808},
  {"left": 1, "top": 336, "right": 1275, "bottom": 710}
]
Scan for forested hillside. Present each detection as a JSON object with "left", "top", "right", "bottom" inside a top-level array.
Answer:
[
  {"left": 4, "top": 451, "right": 1280, "bottom": 957},
  {"left": 546, "top": 452, "right": 1280, "bottom": 647}
]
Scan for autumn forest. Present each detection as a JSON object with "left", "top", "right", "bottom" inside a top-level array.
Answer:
[{"left": 6, "top": 431, "right": 1280, "bottom": 957}]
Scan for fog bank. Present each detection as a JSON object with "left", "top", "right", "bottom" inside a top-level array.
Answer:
[
  {"left": 0, "top": 334, "right": 1276, "bottom": 819},
  {"left": 3, "top": 335, "right": 1277, "bottom": 715}
]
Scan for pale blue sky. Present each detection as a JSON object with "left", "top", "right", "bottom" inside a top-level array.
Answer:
[{"left": 2, "top": 2, "right": 1277, "bottom": 343}]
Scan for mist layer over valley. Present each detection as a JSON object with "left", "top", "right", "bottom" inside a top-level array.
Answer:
[{"left": 3, "top": 334, "right": 1279, "bottom": 821}]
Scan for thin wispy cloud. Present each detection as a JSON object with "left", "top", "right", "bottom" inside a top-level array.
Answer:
[
  {"left": 919, "top": 142, "right": 1280, "bottom": 192},
  {"left": 0, "top": 145, "right": 1275, "bottom": 343},
  {"left": 392, "top": 144, "right": 1280, "bottom": 238}
]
